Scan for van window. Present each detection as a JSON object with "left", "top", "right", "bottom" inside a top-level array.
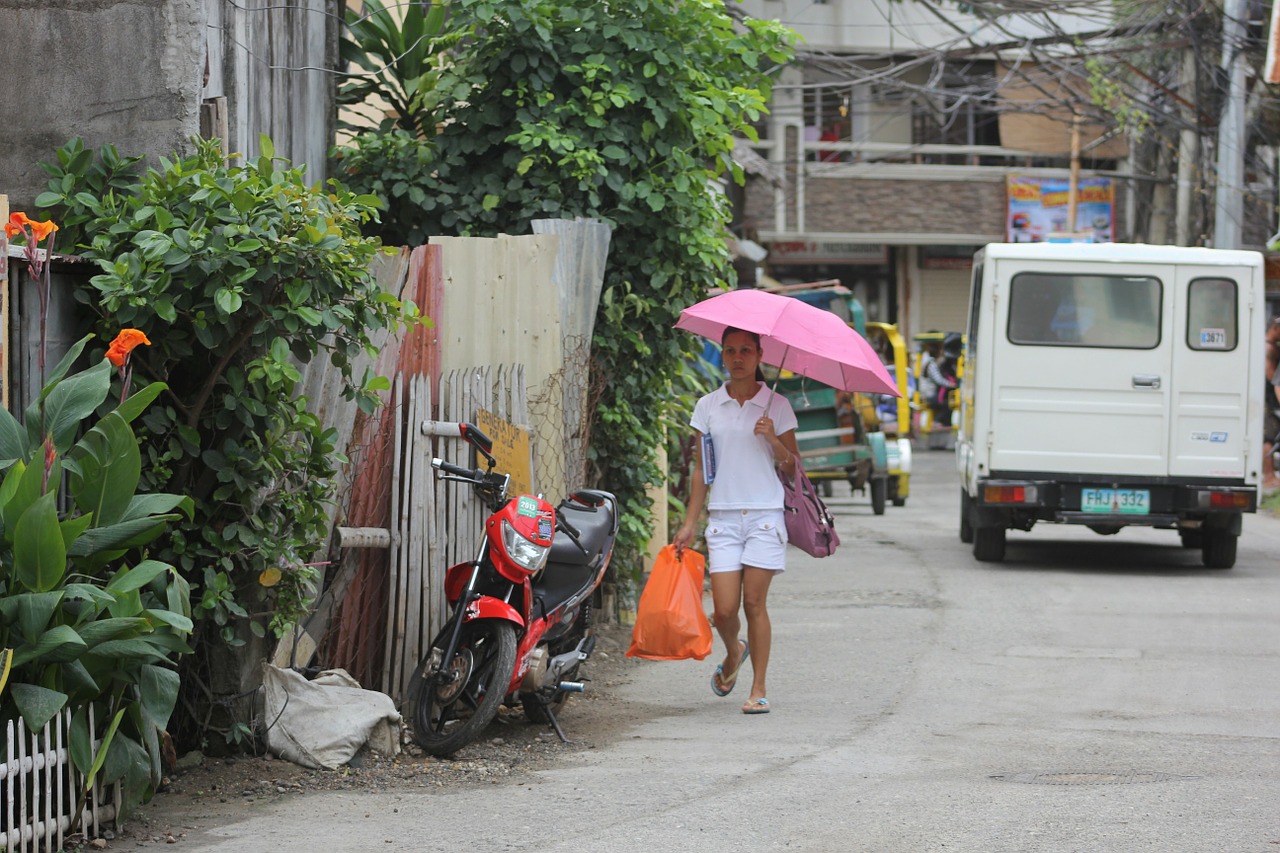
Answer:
[
  {"left": 1007, "top": 273, "right": 1161, "bottom": 348},
  {"left": 967, "top": 261, "right": 984, "bottom": 358},
  {"left": 1186, "top": 277, "right": 1238, "bottom": 351}
]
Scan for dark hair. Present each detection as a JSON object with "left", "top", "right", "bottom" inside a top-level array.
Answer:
[
  {"left": 721, "top": 327, "right": 761, "bottom": 348},
  {"left": 722, "top": 327, "right": 766, "bottom": 382}
]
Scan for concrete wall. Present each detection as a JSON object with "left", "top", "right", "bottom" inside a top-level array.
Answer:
[{"left": 0, "top": 1, "right": 204, "bottom": 212}]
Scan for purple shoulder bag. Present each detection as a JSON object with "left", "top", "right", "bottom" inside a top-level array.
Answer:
[{"left": 777, "top": 454, "right": 840, "bottom": 558}]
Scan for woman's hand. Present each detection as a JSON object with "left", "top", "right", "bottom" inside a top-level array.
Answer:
[
  {"left": 754, "top": 415, "right": 777, "bottom": 440},
  {"left": 673, "top": 520, "right": 696, "bottom": 561}
]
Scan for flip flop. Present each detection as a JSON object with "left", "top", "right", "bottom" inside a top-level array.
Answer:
[
  {"left": 742, "top": 698, "right": 770, "bottom": 715},
  {"left": 711, "top": 639, "right": 749, "bottom": 697}
]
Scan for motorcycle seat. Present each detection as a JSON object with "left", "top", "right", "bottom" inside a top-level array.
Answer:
[
  {"left": 546, "top": 498, "right": 615, "bottom": 567},
  {"left": 533, "top": 497, "right": 617, "bottom": 615}
]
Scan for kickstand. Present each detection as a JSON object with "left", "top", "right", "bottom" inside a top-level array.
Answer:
[{"left": 543, "top": 703, "right": 570, "bottom": 744}]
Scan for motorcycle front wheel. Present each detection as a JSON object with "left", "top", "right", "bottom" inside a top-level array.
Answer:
[{"left": 406, "top": 619, "right": 518, "bottom": 756}]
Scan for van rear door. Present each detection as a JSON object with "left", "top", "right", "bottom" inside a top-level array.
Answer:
[
  {"left": 987, "top": 258, "right": 1173, "bottom": 477},
  {"left": 1167, "top": 266, "right": 1256, "bottom": 480}
]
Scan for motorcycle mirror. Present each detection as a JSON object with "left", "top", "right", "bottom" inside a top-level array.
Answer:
[{"left": 459, "top": 422, "right": 497, "bottom": 469}]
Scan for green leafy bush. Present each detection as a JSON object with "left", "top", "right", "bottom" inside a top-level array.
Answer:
[
  {"left": 334, "top": 0, "right": 795, "bottom": 582},
  {"left": 36, "top": 135, "right": 418, "bottom": 743},
  {"left": 337, "top": 0, "right": 449, "bottom": 137},
  {"left": 0, "top": 333, "right": 193, "bottom": 819}
]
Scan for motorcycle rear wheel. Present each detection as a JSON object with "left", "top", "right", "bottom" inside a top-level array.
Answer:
[{"left": 406, "top": 619, "right": 518, "bottom": 756}]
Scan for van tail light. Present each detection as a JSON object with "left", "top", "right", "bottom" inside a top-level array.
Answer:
[
  {"left": 983, "top": 484, "right": 1037, "bottom": 504},
  {"left": 1197, "top": 490, "right": 1252, "bottom": 510}
]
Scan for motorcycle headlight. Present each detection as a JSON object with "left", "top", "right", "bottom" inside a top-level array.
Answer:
[{"left": 502, "top": 519, "right": 551, "bottom": 573}]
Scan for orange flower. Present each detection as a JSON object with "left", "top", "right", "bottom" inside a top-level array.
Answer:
[
  {"left": 105, "top": 329, "right": 151, "bottom": 367},
  {"left": 4, "top": 212, "right": 58, "bottom": 242}
]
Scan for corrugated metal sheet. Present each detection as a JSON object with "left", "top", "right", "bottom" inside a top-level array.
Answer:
[
  {"left": 430, "top": 233, "right": 566, "bottom": 498},
  {"left": 212, "top": 0, "right": 335, "bottom": 182},
  {"left": 287, "top": 224, "right": 613, "bottom": 681},
  {"left": 531, "top": 218, "right": 613, "bottom": 490}
]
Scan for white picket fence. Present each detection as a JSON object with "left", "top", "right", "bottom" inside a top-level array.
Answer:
[{"left": 2, "top": 708, "right": 120, "bottom": 853}]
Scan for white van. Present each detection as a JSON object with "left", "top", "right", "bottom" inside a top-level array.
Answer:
[{"left": 957, "top": 243, "right": 1264, "bottom": 569}]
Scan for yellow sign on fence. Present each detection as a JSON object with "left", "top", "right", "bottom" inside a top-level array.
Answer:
[{"left": 476, "top": 409, "right": 533, "bottom": 497}]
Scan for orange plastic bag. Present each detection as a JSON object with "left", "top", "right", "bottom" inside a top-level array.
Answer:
[{"left": 626, "top": 544, "right": 712, "bottom": 661}]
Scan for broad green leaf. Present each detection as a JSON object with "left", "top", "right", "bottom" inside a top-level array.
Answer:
[
  {"left": 12, "top": 624, "right": 86, "bottom": 666},
  {"left": 0, "top": 648, "right": 9, "bottom": 697},
  {"left": 77, "top": 617, "right": 150, "bottom": 647},
  {"left": 144, "top": 608, "right": 194, "bottom": 633},
  {"left": 8, "top": 591, "right": 63, "bottom": 643},
  {"left": 166, "top": 571, "right": 193, "bottom": 620},
  {"left": 14, "top": 492, "right": 68, "bottom": 592},
  {"left": 63, "top": 583, "right": 117, "bottom": 609},
  {"left": 1, "top": 460, "right": 37, "bottom": 542},
  {"left": 41, "top": 334, "right": 93, "bottom": 391},
  {"left": 10, "top": 683, "right": 69, "bottom": 732},
  {"left": 67, "top": 516, "right": 175, "bottom": 557},
  {"left": 139, "top": 665, "right": 180, "bottom": 729},
  {"left": 59, "top": 513, "right": 94, "bottom": 551},
  {"left": 107, "top": 588, "right": 143, "bottom": 620},
  {"left": 59, "top": 659, "right": 99, "bottom": 699},
  {"left": 88, "top": 637, "right": 166, "bottom": 663},
  {"left": 114, "top": 381, "right": 167, "bottom": 424},
  {"left": 87, "top": 708, "right": 127, "bottom": 789},
  {"left": 107, "top": 560, "right": 172, "bottom": 594},
  {"left": 68, "top": 412, "right": 140, "bottom": 528},
  {"left": 119, "top": 493, "right": 193, "bottom": 522},
  {"left": 215, "top": 288, "right": 243, "bottom": 314},
  {"left": 0, "top": 404, "right": 28, "bottom": 467},
  {"left": 34, "top": 359, "right": 112, "bottom": 453},
  {"left": 69, "top": 706, "right": 93, "bottom": 774}
]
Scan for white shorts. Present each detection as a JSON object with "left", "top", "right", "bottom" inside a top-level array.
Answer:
[{"left": 705, "top": 509, "right": 788, "bottom": 573}]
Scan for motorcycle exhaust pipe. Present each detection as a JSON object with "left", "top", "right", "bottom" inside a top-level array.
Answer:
[{"left": 557, "top": 681, "right": 585, "bottom": 693}]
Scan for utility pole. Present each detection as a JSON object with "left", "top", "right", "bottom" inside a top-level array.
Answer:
[
  {"left": 1067, "top": 114, "right": 1081, "bottom": 232},
  {"left": 1176, "top": 47, "right": 1199, "bottom": 246},
  {"left": 1214, "top": 0, "right": 1247, "bottom": 249}
]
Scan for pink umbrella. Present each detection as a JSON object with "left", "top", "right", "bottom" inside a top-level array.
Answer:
[{"left": 676, "top": 288, "right": 901, "bottom": 397}]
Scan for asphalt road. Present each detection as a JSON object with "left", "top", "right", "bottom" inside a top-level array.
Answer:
[{"left": 186, "top": 447, "right": 1280, "bottom": 852}]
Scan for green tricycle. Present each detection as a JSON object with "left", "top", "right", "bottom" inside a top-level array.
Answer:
[{"left": 765, "top": 286, "right": 911, "bottom": 515}]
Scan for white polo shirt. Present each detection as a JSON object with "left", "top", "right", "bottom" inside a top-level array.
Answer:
[{"left": 690, "top": 382, "right": 798, "bottom": 511}]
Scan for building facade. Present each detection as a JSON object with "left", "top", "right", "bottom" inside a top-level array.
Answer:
[{"left": 736, "top": 0, "right": 1142, "bottom": 339}]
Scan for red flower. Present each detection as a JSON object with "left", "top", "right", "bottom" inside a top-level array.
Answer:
[
  {"left": 4, "top": 212, "right": 58, "bottom": 243},
  {"left": 105, "top": 329, "right": 151, "bottom": 367}
]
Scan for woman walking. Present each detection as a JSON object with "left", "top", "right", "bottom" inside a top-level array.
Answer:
[{"left": 673, "top": 328, "right": 800, "bottom": 715}]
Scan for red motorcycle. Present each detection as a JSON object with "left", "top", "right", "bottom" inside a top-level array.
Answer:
[{"left": 406, "top": 423, "right": 619, "bottom": 756}]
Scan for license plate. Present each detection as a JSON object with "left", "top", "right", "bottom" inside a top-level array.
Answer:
[{"left": 1081, "top": 488, "right": 1150, "bottom": 514}]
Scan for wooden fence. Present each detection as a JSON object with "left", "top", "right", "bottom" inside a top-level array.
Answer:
[
  {"left": 2, "top": 709, "right": 119, "bottom": 853},
  {"left": 381, "top": 365, "right": 527, "bottom": 702}
]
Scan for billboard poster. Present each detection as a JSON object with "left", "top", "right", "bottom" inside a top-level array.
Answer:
[{"left": 1006, "top": 176, "right": 1114, "bottom": 244}]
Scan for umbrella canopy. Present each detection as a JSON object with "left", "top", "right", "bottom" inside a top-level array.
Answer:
[{"left": 676, "top": 288, "right": 901, "bottom": 397}]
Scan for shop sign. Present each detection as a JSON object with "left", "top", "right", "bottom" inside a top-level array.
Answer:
[
  {"left": 1007, "top": 176, "right": 1114, "bottom": 244},
  {"left": 921, "top": 245, "right": 979, "bottom": 270},
  {"left": 768, "top": 240, "right": 887, "bottom": 265}
]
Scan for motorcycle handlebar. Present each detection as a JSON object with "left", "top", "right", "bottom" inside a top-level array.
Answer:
[{"left": 432, "top": 458, "right": 479, "bottom": 480}]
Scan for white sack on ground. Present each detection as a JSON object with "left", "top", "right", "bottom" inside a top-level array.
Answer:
[{"left": 261, "top": 663, "right": 402, "bottom": 770}]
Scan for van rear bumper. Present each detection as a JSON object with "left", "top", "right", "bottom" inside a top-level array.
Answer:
[{"left": 971, "top": 475, "right": 1256, "bottom": 531}]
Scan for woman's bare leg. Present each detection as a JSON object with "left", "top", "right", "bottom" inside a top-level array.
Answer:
[
  {"left": 741, "top": 566, "right": 775, "bottom": 706},
  {"left": 710, "top": 570, "right": 745, "bottom": 684}
]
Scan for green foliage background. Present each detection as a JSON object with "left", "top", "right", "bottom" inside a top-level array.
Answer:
[
  {"left": 336, "top": 0, "right": 795, "bottom": 579},
  {"left": 37, "top": 137, "right": 416, "bottom": 743}
]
